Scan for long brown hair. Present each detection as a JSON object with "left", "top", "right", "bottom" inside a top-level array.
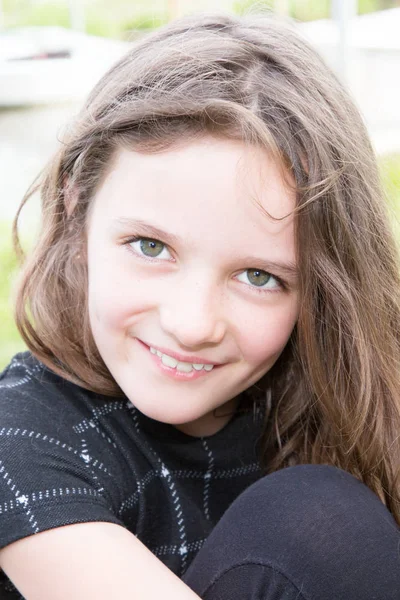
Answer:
[{"left": 13, "top": 13, "right": 400, "bottom": 523}]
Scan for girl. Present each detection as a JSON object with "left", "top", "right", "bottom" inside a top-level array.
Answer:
[{"left": 0, "top": 11, "right": 399, "bottom": 600}]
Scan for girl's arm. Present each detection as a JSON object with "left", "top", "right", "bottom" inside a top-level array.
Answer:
[{"left": 0, "top": 522, "right": 202, "bottom": 600}]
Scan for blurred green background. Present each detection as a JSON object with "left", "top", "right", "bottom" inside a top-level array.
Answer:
[
  {"left": 1, "top": 0, "right": 400, "bottom": 370},
  {"left": 2, "top": 0, "right": 400, "bottom": 38}
]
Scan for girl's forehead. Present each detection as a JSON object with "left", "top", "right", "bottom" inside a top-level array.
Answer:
[
  {"left": 93, "top": 136, "right": 296, "bottom": 226},
  {"left": 87, "top": 137, "right": 297, "bottom": 274}
]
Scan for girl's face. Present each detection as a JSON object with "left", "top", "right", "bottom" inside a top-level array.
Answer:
[{"left": 86, "top": 136, "right": 299, "bottom": 436}]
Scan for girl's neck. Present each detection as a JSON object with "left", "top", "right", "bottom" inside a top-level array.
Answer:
[{"left": 173, "top": 395, "right": 240, "bottom": 438}]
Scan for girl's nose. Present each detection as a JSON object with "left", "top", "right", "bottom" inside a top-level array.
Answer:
[{"left": 159, "top": 276, "right": 227, "bottom": 349}]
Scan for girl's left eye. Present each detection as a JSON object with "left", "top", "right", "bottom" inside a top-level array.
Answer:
[
  {"left": 236, "top": 269, "right": 281, "bottom": 292},
  {"left": 126, "top": 237, "right": 172, "bottom": 260}
]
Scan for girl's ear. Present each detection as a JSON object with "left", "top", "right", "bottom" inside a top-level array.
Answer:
[{"left": 63, "top": 175, "right": 79, "bottom": 218}]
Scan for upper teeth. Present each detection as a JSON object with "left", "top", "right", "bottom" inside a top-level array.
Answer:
[{"left": 149, "top": 347, "right": 214, "bottom": 372}]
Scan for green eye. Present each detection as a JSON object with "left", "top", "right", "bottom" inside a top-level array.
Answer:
[
  {"left": 126, "top": 237, "right": 172, "bottom": 261},
  {"left": 139, "top": 239, "right": 165, "bottom": 258},
  {"left": 247, "top": 269, "right": 272, "bottom": 286},
  {"left": 237, "top": 269, "right": 281, "bottom": 292}
]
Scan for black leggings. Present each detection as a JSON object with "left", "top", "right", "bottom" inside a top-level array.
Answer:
[{"left": 183, "top": 465, "right": 400, "bottom": 599}]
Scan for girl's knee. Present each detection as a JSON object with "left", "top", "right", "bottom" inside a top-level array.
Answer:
[
  {"left": 219, "top": 464, "right": 398, "bottom": 556},
  {"left": 184, "top": 466, "right": 400, "bottom": 599},
  {"left": 234, "top": 464, "right": 386, "bottom": 521}
]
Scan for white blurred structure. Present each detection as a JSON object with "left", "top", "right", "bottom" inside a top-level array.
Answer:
[
  {"left": 330, "top": 0, "right": 357, "bottom": 82},
  {"left": 0, "top": 27, "right": 129, "bottom": 106},
  {"left": 300, "top": 8, "right": 400, "bottom": 154},
  {"left": 68, "top": 0, "right": 85, "bottom": 31}
]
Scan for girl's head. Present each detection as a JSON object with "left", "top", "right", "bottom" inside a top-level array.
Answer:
[
  {"left": 14, "top": 12, "right": 400, "bottom": 507},
  {"left": 84, "top": 137, "right": 299, "bottom": 436}
]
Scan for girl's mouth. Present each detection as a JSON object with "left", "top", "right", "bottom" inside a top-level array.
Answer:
[{"left": 136, "top": 339, "right": 223, "bottom": 382}]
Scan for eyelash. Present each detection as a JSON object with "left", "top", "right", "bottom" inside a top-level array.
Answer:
[{"left": 122, "top": 236, "right": 286, "bottom": 295}]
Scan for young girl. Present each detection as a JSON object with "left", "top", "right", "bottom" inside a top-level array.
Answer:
[{"left": 0, "top": 11, "right": 399, "bottom": 600}]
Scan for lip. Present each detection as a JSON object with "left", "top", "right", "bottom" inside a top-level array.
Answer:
[
  {"left": 137, "top": 339, "right": 223, "bottom": 366},
  {"left": 136, "top": 338, "right": 223, "bottom": 382}
]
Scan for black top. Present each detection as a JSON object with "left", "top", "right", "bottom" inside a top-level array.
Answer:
[{"left": 0, "top": 352, "right": 264, "bottom": 599}]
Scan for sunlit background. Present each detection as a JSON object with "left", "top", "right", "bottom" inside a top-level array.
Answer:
[{"left": 1, "top": 0, "right": 400, "bottom": 369}]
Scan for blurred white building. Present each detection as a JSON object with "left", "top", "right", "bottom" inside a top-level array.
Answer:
[{"left": 300, "top": 7, "right": 400, "bottom": 154}]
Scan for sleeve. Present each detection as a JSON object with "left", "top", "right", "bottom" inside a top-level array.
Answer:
[
  {"left": 0, "top": 428, "right": 125, "bottom": 549},
  {"left": 0, "top": 358, "right": 125, "bottom": 550}
]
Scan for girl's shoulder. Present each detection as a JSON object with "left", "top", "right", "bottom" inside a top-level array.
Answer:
[
  {"left": 0, "top": 350, "right": 43, "bottom": 388},
  {"left": 0, "top": 351, "right": 108, "bottom": 431},
  {"left": 0, "top": 351, "right": 154, "bottom": 483},
  {"left": 1, "top": 350, "right": 74, "bottom": 397},
  {"left": 0, "top": 351, "right": 136, "bottom": 482},
  {"left": 0, "top": 353, "right": 127, "bottom": 584}
]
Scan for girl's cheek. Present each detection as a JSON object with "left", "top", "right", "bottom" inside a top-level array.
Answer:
[
  {"left": 236, "top": 302, "right": 298, "bottom": 364},
  {"left": 89, "top": 269, "right": 158, "bottom": 331}
]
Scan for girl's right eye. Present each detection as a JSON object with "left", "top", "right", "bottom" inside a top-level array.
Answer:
[{"left": 126, "top": 237, "right": 172, "bottom": 261}]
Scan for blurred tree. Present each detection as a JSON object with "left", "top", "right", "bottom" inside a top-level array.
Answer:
[
  {"left": 359, "top": 0, "right": 400, "bottom": 13},
  {"left": 289, "top": 0, "right": 400, "bottom": 20},
  {"left": 2, "top": 0, "right": 400, "bottom": 33},
  {"left": 291, "top": 0, "right": 330, "bottom": 20}
]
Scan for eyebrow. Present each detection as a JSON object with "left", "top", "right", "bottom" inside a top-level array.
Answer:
[
  {"left": 113, "top": 217, "right": 181, "bottom": 248},
  {"left": 112, "top": 217, "right": 299, "bottom": 281}
]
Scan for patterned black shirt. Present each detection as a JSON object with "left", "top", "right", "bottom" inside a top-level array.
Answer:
[{"left": 0, "top": 352, "right": 264, "bottom": 598}]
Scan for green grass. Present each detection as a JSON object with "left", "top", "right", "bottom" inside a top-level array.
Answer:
[
  {"left": 0, "top": 223, "right": 26, "bottom": 371},
  {"left": 1, "top": 153, "right": 400, "bottom": 372},
  {"left": 3, "top": 0, "right": 393, "bottom": 39},
  {"left": 380, "top": 153, "right": 400, "bottom": 241},
  {"left": 2, "top": 0, "right": 173, "bottom": 40}
]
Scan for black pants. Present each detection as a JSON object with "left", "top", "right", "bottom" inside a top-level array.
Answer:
[{"left": 183, "top": 465, "right": 400, "bottom": 599}]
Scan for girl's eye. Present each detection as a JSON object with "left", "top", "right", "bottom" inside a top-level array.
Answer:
[
  {"left": 127, "top": 237, "right": 172, "bottom": 260},
  {"left": 236, "top": 269, "right": 281, "bottom": 292},
  {"left": 125, "top": 238, "right": 283, "bottom": 293}
]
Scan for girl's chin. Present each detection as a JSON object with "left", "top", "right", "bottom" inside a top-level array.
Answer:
[
  {"left": 173, "top": 413, "right": 234, "bottom": 437},
  {"left": 130, "top": 400, "right": 233, "bottom": 436}
]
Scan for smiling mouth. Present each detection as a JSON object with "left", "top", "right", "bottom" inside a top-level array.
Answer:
[
  {"left": 137, "top": 339, "right": 223, "bottom": 380},
  {"left": 148, "top": 346, "right": 215, "bottom": 373}
]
